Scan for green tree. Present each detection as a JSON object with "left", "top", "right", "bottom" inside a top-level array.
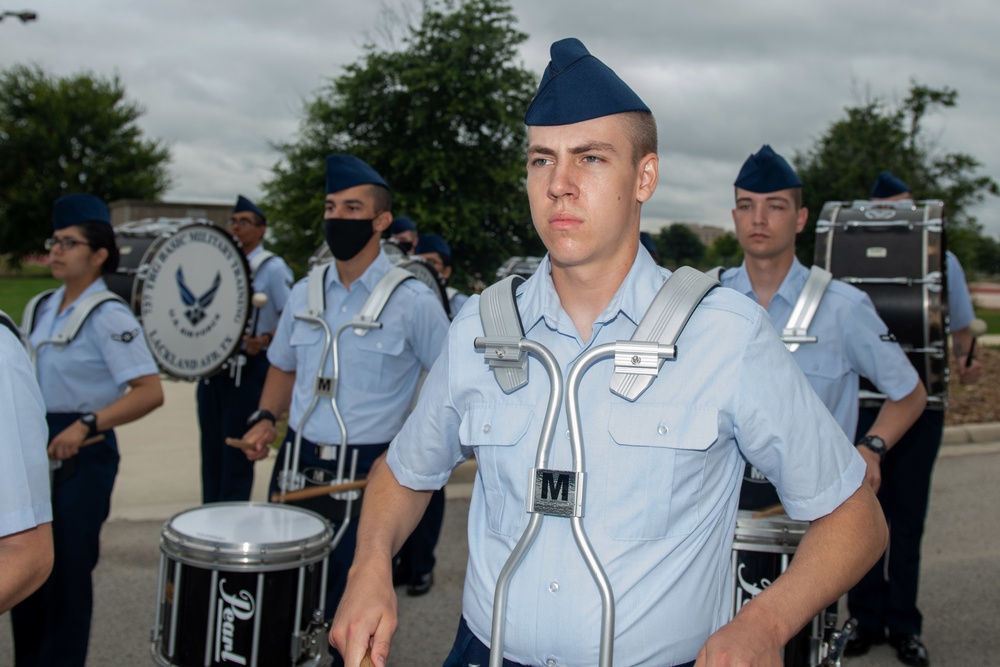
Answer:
[
  {"left": 262, "top": 0, "right": 540, "bottom": 284},
  {"left": 655, "top": 223, "right": 705, "bottom": 269},
  {"left": 793, "top": 82, "right": 998, "bottom": 271},
  {"left": 705, "top": 231, "right": 743, "bottom": 268},
  {"left": 0, "top": 65, "right": 171, "bottom": 263}
]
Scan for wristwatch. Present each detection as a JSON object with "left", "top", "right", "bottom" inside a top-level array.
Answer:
[
  {"left": 246, "top": 408, "right": 277, "bottom": 429},
  {"left": 79, "top": 412, "right": 99, "bottom": 438},
  {"left": 857, "top": 434, "right": 888, "bottom": 460}
]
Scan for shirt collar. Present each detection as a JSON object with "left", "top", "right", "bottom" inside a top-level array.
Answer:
[
  {"left": 731, "top": 257, "right": 808, "bottom": 308},
  {"left": 516, "top": 246, "right": 667, "bottom": 340},
  {"left": 325, "top": 249, "right": 393, "bottom": 293},
  {"left": 50, "top": 277, "right": 110, "bottom": 319}
]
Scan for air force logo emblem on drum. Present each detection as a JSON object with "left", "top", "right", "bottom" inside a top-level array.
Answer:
[{"left": 176, "top": 267, "right": 222, "bottom": 326}]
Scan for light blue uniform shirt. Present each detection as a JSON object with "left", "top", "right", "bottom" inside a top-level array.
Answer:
[
  {"left": 247, "top": 245, "right": 293, "bottom": 337},
  {"left": 0, "top": 326, "right": 52, "bottom": 536},
  {"left": 387, "top": 250, "right": 866, "bottom": 666},
  {"left": 946, "top": 250, "right": 975, "bottom": 331},
  {"left": 721, "top": 258, "right": 920, "bottom": 438},
  {"left": 29, "top": 278, "right": 159, "bottom": 413},
  {"left": 268, "top": 251, "right": 449, "bottom": 445}
]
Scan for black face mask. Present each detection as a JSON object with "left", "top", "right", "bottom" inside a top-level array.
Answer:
[
  {"left": 323, "top": 218, "right": 375, "bottom": 261},
  {"left": 396, "top": 240, "right": 413, "bottom": 255}
]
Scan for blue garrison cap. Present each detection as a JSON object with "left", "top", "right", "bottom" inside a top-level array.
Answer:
[
  {"left": 524, "top": 37, "right": 650, "bottom": 126},
  {"left": 52, "top": 194, "right": 110, "bottom": 230},
  {"left": 325, "top": 154, "right": 389, "bottom": 194},
  {"left": 233, "top": 194, "right": 266, "bottom": 224},
  {"left": 870, "top": 171, "right": 911, "bottom": 198},
  {"left": 415, "top": 232, "right": 451, "bottom": 260},
  {"left": 639, "top": 231, "right": 658, "bottom": 256},
  {"left": 390, "top": 216, "right": 417, "bottom": 234},
  {"left": 734, "top": 145, "right": 802, "bottom": 192}
]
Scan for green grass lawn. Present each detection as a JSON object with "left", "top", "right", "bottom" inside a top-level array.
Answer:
[
  {"left": 0, "top": 275, "right": 60, "bottom": 326},
  {"left": 975, "top": 308, "right": 1000, "bottom": 334}
]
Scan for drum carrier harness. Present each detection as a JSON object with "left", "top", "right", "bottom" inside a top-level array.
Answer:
[
  {"left": 22, "top": 289, "right": 130, "bottom": 365},
  {"left": 707, "top": 265, "right": 833, "bottom": 352},
  {"left": 229, "top": 250, "right": 277, "bottom": 388},
  {"left": 275, "top": 262, "right": 421, "bottom": 549},
  {"left": 475, "top": 266, "right": 717, "bottom": 667}
]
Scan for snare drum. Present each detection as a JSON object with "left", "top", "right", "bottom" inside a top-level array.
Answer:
[
  {"left": 814, "top": 200, "right": 948, "bottom": 405},
  {"left": 111, "top": 218, "right": 252, "bottom": 379},
  {"left": 732, "top": 511, "right": 834, "bottom": 666},
  {"left": 151, "top": 503, "right": 333, "bottom": 667}
]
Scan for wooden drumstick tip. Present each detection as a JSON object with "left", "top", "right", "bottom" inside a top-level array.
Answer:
[
  {"left": 225, "top": 437, "right": 259, "bottom": 451},
  {"left": 361, "top": 648, "right": 375, "bottom": 667}
]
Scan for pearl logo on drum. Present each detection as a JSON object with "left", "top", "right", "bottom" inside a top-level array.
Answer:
[{"left": 215, "top": 578, "right": 255, "bottom": 665}]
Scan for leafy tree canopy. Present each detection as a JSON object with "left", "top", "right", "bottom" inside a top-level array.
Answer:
[
  {"left": 0, "top": 64, "right": 171, "bottom": 263},
  {"left": 262, "top": 0, "right": 541, "bottom": 284},
  {"left": 654, "top": 223, "right": 705, "bottom": 269},
  {"left": 793, "top": 82, "right": 999, "bottom": 271}
]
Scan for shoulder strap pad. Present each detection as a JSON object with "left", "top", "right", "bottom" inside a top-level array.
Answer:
[
  {"left": 304, "top": 263, "right": 330, "bottom": 319},
  {"left": 705, "top": 266, "right": 726, "bottom": 281},
  {"left": 782, "top": 265, "right": 832, "bottom": 352},
  {"left": 479, "top": 275, "right": 527, "bottom": 393},
  {"left": 249, "top": 250, "right": 275, "bottom": 279},
  {"left": 352, "top": 267, "right": 414, "bottom": 336},
  {"left": 34, "top": 291, "right": 128, "bottom": 348},
  {"left": 610, "top": 266, "right": 719, "bottom": 401},
  {"left": 22, "top": 289, "right": 56, "bottom": 336}
]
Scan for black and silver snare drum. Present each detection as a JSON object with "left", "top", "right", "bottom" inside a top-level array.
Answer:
[{"left": 151, "top": 503, "right": 333, "bottom": 667}]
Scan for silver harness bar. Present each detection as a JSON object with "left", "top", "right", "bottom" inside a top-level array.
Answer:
[
  {"left": 782, "top": 265, "right": 832, "bottom": 352},
  {"left": 477, "top": 266, "right": 717, "bottom": 667},
  {"left": 277, "top": 264, "right": 414, "bottom": 548}
]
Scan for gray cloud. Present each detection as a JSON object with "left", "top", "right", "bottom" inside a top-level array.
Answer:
[{"left": 3, "top": 0, "right": 997, "bottom": 237}]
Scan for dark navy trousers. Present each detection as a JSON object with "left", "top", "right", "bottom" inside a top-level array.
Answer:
[
  {"left": 849, "top": 407, "right": 944, "bottom": 637},
  {"left": 11, "top": 412, "right": 118, "bottom": 667},
  {"left": 196, "top": 353, "right": 269, "bottom": 503}
]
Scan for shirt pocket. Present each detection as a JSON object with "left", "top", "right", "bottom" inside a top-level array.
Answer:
[
  {"left": 460, "top": 403, "right": 535, "bottom": 537},
  {"left": 795, "top": 344, "right": 848, "bottom": 382},
  {"left": 605, "top": 404, "right": 718, "bottom": 540},
  {"left": 343, "top": 329, "right": 406, "bottom": 393}
]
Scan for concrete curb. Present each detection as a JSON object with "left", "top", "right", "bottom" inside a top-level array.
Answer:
[{"left": 941, "top": 421, "right": 1000, "bottom": 445}]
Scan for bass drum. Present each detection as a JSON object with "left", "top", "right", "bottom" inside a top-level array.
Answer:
[
  {"left": 309, "top": 239, "right": 450, "bottom": 315},
  {"left": 814, "top": 200, "right": 948, "bottom": 406},
  {"left": 111, "top": 218, "right": 252, "bottom": 380}
]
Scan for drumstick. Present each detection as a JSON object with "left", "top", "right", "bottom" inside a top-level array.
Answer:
[
  {"left": 225, "top": 437, "right": 260, "bottom": 451},
  {"left": 270, "top": 478, "right": 368, "bottom": 503},
  {"left": 752, "top": 503, "right": 786, "bottom": 519},
  {"left": 361, "top": 648, "right": 375, "bottom": 667},
  {"left": 82, "top": 434, "right": 105, "bottom": 447}
]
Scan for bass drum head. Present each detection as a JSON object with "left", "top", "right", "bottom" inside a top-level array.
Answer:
[
  {"left": 135, "top": 223, "right": 251, "bottom": 380},
  {"left": 108, "top": 218, "right": 195, "bottom": 314}
]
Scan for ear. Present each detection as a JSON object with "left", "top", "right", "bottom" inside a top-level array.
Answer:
[
  {"left": 795, "top": 206, "right": 808, "bottom": 233},
  {"left": 90, "top": 246, "right": 109, "bottom": 270},
  {"left": 636, "top": 154, "right": 658, "bottom": 204},
  {"left": 372, "top": 210, "right": 393, "bottom": 234}
]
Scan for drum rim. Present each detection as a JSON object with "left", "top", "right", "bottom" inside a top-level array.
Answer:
[
  {"left": 160, "top": 502, "right": 334, "bottom": 568},
  {"left": 134, "top": 222, "right": 252, "bottom": 380},
  {"left": 732, "top": 510, "right": 807, "bottom": 552}
]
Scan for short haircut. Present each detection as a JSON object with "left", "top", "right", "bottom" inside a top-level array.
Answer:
[
  {"left": 732, "top": 186, "right": 803, "bottom": 210},
  {"left": 370, "top": 184, "right": 392, "bottom": 215},
  {"left": 79, "top": 222, "right": 119, "bottom": 274},
  {"left": 619, "top": 111, "right": 658, "bottom": 165}
]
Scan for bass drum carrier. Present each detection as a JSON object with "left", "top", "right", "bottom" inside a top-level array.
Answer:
[{"left": 813, "top": 200, "right": 948, "bottom": 406}]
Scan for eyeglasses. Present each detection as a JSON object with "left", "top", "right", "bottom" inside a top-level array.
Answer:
[
  {"left": 230, "top": 217, "right": 263, "bottom": 229},
  {"left": 45, "top": 237, "right": 93, "bottom": 252}
]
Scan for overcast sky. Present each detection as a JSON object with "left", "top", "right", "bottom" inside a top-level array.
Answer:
[{"left": 3, "top": 0, "right": 998, "bottom": 239}]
